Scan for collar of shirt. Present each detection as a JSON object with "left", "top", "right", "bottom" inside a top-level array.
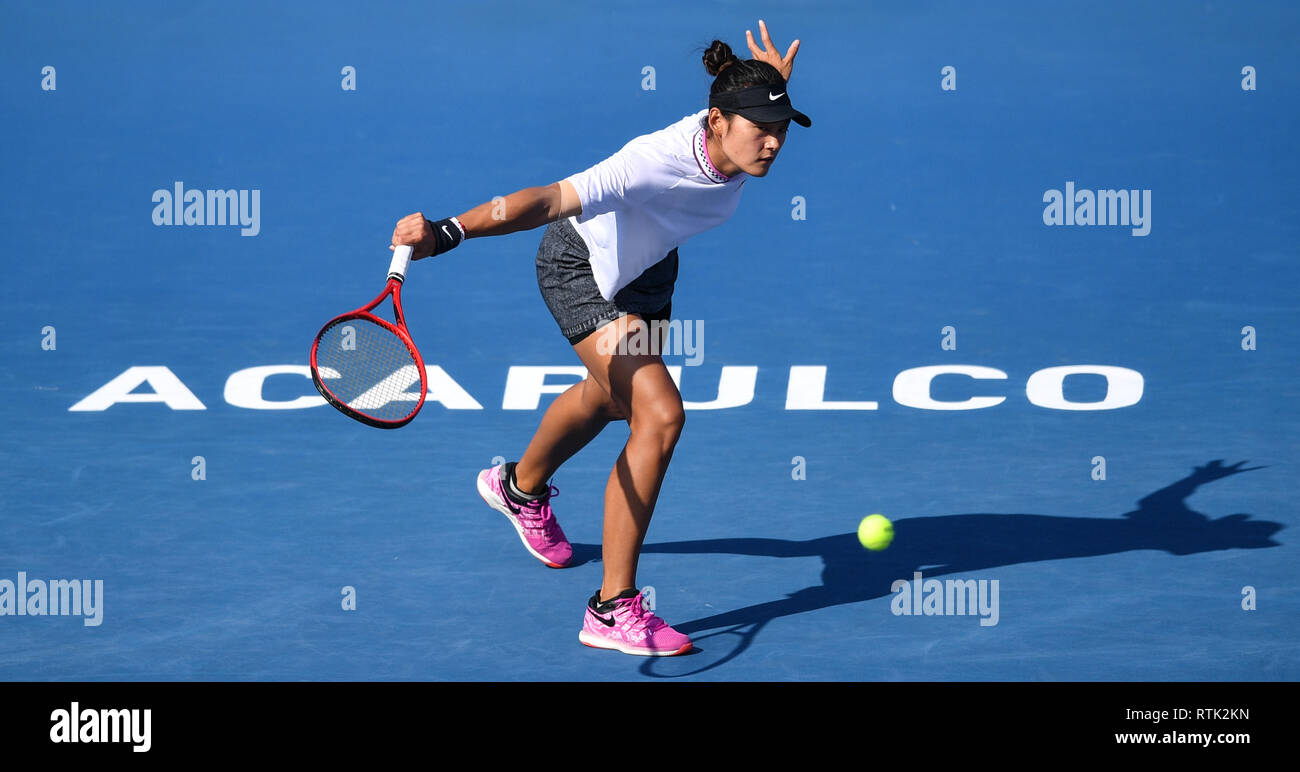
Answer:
[{"left": 692, "top": 126, "right": 732, "bottom": 184}]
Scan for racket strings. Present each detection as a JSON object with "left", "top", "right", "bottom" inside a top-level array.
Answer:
[{"left": 315, "top": 317, "right": 421, "bottom": 421}]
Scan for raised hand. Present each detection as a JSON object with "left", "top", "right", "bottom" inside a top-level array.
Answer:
[{"left": 745, "top": 19, "right": 801, "bottom": 82}]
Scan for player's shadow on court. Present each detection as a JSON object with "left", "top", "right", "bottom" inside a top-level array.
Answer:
[{"left": 630, "top": 459, "right": 1281, "bottom": 677}]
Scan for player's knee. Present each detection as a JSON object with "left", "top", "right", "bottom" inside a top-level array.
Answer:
[{"left": 630, "top": 397, "right": 685, "bottom": 447}]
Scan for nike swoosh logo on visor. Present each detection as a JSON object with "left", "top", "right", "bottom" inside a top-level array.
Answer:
[{"left": 768, "top": 91, "right": 785, "bottom": 101}]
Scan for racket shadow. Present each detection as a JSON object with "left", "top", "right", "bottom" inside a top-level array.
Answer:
[{"left": 637, "top": 459, "right": 1280, "bottom": 678}]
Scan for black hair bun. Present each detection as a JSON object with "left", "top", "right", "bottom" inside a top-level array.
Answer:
[{"left": 703, "top": 40, "right": 740, "bottom": 76}]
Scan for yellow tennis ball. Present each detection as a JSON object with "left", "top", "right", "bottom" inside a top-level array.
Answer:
[{"left": 858, "top": 514, "right": 894, "bottom": 551}]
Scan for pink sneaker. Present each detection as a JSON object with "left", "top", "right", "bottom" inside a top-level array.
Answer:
[
  {"left": 579, "top": 589, "right": 693, "bottom": 657},
  {"left": 476, "top": 464, "right": 573, "bottom": 568}
]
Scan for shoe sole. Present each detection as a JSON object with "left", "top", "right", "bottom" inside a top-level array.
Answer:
[
  {"left": 578, "top": 630, "right": 694, "bottom": 657},
  {"left": 476, "top": 470, "right": 568, "bottom": 569}
]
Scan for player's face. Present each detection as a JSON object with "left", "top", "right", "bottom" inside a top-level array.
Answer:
[{"left": 725, "top": 115, "right": 789, "bottom": 177}]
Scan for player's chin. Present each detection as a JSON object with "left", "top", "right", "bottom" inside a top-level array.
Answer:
[{"left": 748, "top": 158, "right": 776, "bottom": 176}]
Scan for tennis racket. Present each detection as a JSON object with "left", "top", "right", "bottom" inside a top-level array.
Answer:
[{"left": 309, "top": 245, "right": 427, "bottom": 428}]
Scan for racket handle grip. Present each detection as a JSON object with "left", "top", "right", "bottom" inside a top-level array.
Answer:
[{"left": 388, "top": 244, "right": 414, "bottom": 281}]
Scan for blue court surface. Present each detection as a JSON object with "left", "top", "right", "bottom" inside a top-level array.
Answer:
[{"left": 2, "top": 1, "right": 1296, "bottom": 681}]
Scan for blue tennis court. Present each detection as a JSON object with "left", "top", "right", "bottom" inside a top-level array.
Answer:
[{"left": 1, "top": 0, "right": 1296, "bottom": 681}]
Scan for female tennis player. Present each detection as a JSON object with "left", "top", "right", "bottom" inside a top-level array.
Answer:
[{"left": 390, "top": 21, "right": 810, "bottom": 656}]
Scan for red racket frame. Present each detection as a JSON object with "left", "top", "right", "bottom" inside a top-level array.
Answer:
[{"left": 310, "top": 246, "right": 427, "bottom": 429}]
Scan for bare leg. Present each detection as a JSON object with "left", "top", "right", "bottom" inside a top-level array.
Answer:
[
  {"left": 514, "top": 376, "right": 623, "bottom": 494},
  {"left": 570, "top": 316, "right": 684, "bottom": 601}
]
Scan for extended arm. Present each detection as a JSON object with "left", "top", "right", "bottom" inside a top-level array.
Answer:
[{"left": 391, "top": 180, "right": 583, "bottom": 259}]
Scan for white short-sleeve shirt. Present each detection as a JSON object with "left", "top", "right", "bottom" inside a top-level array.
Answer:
[{"left": 564, "top": 109, "right": 748, "bottom": 300}]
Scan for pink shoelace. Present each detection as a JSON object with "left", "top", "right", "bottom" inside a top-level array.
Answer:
[
  {"left": 515, "top": 484, "right": 561, "bottom": 536},
  {"left": 620, "top": 592, "right": 666, "bottom": 634}
]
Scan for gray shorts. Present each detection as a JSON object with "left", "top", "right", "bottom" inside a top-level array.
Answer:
[{"left": 535, "top": 216, "right": 677, "bottom": 346}]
